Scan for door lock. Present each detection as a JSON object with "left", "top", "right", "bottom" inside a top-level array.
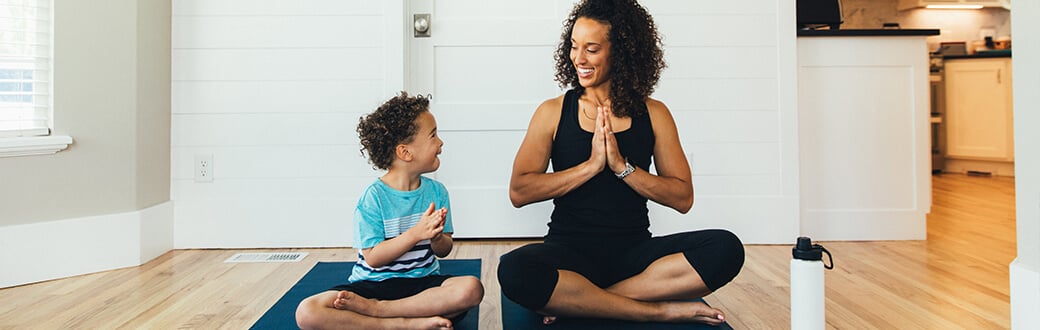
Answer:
[{"left": 414, "top": 14, "right": 431, "bottom": 38}]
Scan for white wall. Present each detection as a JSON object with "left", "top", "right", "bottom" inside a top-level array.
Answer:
[
  {"left": 641, "top": 0, "right": 800, "bottom": 243},
  {"left": 171, "top": 0, "right": 397, "bottom": 247},
  {"left": 0, "top": 0, "right": 172, "bottom": 288},
  {"left": 171, "top": 0, "right": 800, "bottom": 246},
  {"left": 1011, "top": 1, "right": 1040, "bottom": 328},
  {"left": 0, "top": 0, "right": 171, "bottom": 225}
]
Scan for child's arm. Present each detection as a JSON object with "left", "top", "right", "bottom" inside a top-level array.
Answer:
[
  {"left": 360, "top": 202, "right": 446, "bottom": 268},
  {"left": 430, "top": 232, "right": 453, "bottom": 257}
]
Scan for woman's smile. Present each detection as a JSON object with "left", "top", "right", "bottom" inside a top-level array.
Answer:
[{"left": 577, "top": 67, "right": 594, "bottom": 78}]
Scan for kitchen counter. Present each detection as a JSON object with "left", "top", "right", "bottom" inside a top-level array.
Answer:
[
  {"left": 943, "top": 50, "right": 1012, "bottom": 59},
  {"left": 798, "top": 29, "right": 940, "bottom": 37},
  {"left": 798, "top": 34, "right": 932, "bottom": 241}
]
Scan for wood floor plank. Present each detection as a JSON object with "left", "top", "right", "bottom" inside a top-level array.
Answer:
[{"left": 0, "top": 174, "right": 1015, "bottom": 329}]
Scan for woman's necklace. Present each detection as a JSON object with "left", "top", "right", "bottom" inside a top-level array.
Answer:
[
  {"left": 582, "top": 106, "right": 597, "bottom": 120},
  {"left": 581, "top": 96, "right": 609, "bottom": 120}
]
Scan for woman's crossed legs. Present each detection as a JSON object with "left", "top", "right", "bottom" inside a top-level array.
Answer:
[{"left": 498, "top": 229, "right": 744, "bottom": 325}]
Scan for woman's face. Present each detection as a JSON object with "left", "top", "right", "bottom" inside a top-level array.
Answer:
[{"left": 569, "top": 17, "right": 612, "bottom": 89}]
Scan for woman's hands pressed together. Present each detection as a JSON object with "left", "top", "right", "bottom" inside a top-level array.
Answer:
[
  {"left": 601, "top": 106, "right": 628, "bottom": 175},
  {"left": 589, "top": 105, "right": 628, "bottom": 176},
  {"left": 588, "top": 105, "right": 609, "bottom": 171}
]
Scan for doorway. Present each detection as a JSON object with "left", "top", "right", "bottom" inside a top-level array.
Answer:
[{"left": 404, "top": 0, "right": 567, "bottom": 237}]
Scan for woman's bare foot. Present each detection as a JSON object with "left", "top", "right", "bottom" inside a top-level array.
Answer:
[
  {"left": 660, "top": 300, "right": 725, "bottom": 325},
  {"left": 403, "top": 316, "right": 453, "bottom": 330}
]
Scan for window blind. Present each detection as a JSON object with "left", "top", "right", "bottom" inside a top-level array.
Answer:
[{"left": 0, "top": 0, "right": 51, "bottom": 137}]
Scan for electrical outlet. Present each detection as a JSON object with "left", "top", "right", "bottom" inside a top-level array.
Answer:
[{"left": 194, "top": 154, "right": 213, "bottom": 183}]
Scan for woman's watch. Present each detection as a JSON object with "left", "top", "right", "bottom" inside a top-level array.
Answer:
[{"left": 615, "top": 159, "right": 636, "bottom": 180}]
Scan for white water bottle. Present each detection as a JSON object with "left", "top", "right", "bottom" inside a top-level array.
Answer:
[{"left": 791, "top": 237, "right": 832, "bottom": 330}]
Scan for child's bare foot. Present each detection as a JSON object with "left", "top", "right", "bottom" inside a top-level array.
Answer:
[
  {"left": 542, "top": 315, "right": 557, "bottom": 325},
  {"left": 659, "top": 300, "right": 725, "bottom": 325},
  {"left": 332, "top": 290, "right": 377, "bottom": 315},
  {"left": 403, "top": 316, "right": 453, "bottom": 329}
]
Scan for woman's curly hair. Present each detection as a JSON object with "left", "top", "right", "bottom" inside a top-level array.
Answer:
[
  {"left": 356, "top": 92, "right": 430, "bottom": 170},
  {"left": 554, "top": 0, "right": 665, "bottom": 118}
]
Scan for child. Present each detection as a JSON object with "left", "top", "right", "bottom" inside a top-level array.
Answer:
[{"left": 296, "top": 92, "right": 483, "bottom": 330}]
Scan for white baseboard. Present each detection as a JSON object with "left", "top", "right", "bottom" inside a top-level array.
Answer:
[
  {"left": 1011, "top": 259, "right": 1040, "bottom": 329},
  {"left": 140, "top": 202, "right": 175, "bottom": 263},
  {"left": 0, "top": 202, "right": 173, "bottom": 288},
  {"left": 944, "top": 159, "right": 1015, "bottom": 177}
]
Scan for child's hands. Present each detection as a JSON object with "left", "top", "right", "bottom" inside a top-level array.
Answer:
[{"left": 408, "top": 202, "right": 447, "bottom": 241}]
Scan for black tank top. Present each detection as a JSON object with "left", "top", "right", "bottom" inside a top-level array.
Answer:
[{"left": 548, "top": 89, "right": 656, "bottom": 241}]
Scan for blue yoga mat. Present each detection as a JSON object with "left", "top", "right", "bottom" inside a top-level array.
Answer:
[
  {"left": 252, "top": 259, "right": 481, "bottom": 330},
  {"left": 501, "top": 294, "right": 734, "bottom": 330}
]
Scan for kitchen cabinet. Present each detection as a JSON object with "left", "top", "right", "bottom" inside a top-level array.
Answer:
[
  {"left": 898, "top": 0, "right": 1010, "bottom": 10},
  {"left": 944, "top": 57, "right": 1014, "bottom": 163},
  {"left": 798, "top": 34, "right": 933, "bottom": 240}
]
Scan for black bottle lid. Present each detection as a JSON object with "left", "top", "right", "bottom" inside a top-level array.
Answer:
[{"left": 792, "top": 236, "right": 823, "bottom": 261}]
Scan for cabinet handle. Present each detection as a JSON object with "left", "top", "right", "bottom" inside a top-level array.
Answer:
[{"left": 997, "top": 69, "right": 1001, "bottom": 84}]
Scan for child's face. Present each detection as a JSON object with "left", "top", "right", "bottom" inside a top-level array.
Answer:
[{"left": 406, "top": 111, "right": 443, "bottom": 172}]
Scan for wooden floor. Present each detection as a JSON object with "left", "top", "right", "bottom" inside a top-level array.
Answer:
[{"left": 0, "top": 174, "right": 1015, "bottom": 329}]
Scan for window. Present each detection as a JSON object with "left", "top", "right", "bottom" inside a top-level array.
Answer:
[
  {"left": 1, "top": 0, "right": 51, "bottom": 137},
  {"left": 0, "top": 0, "right": 69, "bottom": 157}
]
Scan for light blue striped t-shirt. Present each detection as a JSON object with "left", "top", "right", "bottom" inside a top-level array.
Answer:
[{"left": 349, "top": 176, "right": 453, "bottom": 282}]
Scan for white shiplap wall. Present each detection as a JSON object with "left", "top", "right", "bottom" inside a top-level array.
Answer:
[
  {"left": 171, "top": 1, "right": 399, "bottom": 247},
  {"left": 642, "top": 0, "right": 799, "bottom": 243},
  {"left": 171, "top": 0, "right": 798, "bottom": 247}
]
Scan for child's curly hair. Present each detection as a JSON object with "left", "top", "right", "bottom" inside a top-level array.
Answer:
[
  {"left": 356, "top": 92, "right": 430, "bottom": 170},
  {"left": 554, "top": 0, "right": 666, "bottom": 118}
]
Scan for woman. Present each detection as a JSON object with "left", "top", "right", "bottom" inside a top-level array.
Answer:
[{"left": 497, "top": 0, "right": 745, "bottom": 326}]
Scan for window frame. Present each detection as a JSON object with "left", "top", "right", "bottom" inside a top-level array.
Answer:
[{"left": 0, "top": 0, "right": 71, "bottom": 157}]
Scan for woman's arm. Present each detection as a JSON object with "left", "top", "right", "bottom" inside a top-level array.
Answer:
[
  {"left": 509, "top": 96, "right": 604, "bottom": 208},
  {"left": 604, "top": 99, "right": 694, "bottom": 213}
]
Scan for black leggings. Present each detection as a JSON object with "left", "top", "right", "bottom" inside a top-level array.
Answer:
[{"left": 497, "top": 229, "right": 745, "bottom": 311}]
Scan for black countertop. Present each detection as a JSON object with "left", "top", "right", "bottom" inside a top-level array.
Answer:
[
  {"left": 798, "top": 29, "right": 940, "bottom": 37},
  {"left": 943, "top": 50, "right": 1012, "bottom": 59}
]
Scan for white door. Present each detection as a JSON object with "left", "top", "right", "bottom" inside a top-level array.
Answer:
[{"left": 407, "top": 0, "right": 576, "bottom": 237}]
